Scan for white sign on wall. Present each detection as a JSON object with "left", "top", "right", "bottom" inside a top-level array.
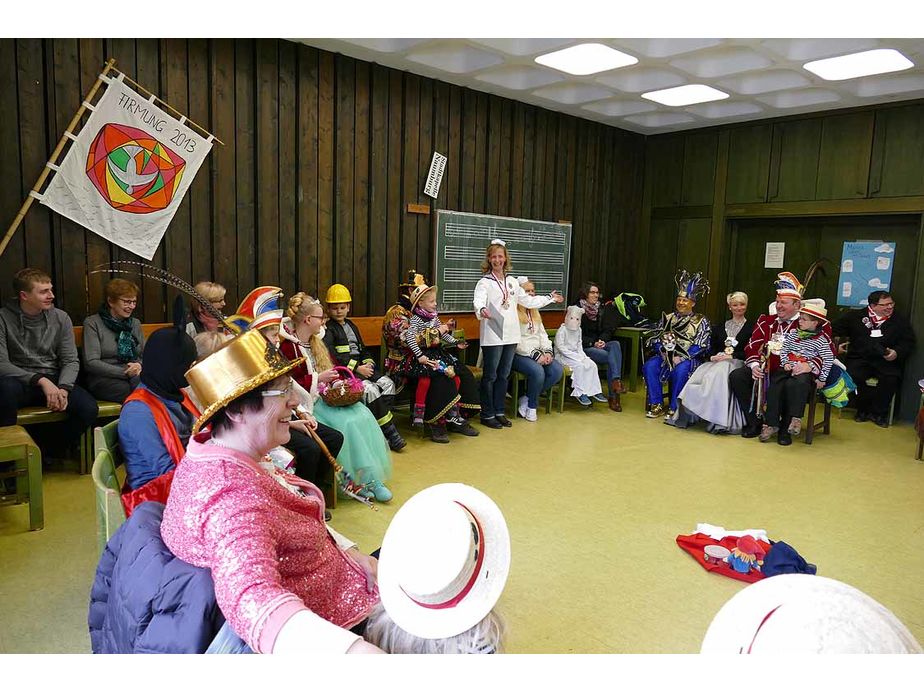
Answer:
[
  {"left": 423, "top": 151, "right": 448, "bottom": 199},
  {"left": 764, "top": 242, "right": 785, "bottom": 269}
]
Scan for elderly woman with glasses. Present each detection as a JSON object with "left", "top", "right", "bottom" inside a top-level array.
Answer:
[
  {"left": 81, "top": 278, "right": 145, "bottom": 403},
  {"left": 155, "top": 329, "right": 384, "bottom": 654}
]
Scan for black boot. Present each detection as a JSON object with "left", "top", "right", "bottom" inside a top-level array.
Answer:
[
  {"left": 741, "top": 417, "right": 762, "bottom": 438},
  {"left": 382, "top": 422, "right": 407, "bottom": 451},
  {"left": 428, "top": 423, "right": 450, "bottom": 443}
]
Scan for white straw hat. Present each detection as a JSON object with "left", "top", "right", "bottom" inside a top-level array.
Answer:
[
  {"left": 700, "top": 574, "right": 922, "bottom": 654},
  {"left": 377, "top": 483, "right": 511, "bottom": 640}
]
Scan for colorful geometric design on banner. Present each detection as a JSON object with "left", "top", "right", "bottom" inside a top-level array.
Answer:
[{"left": 85, "top": 123, "right": 186, "bottom": 214}]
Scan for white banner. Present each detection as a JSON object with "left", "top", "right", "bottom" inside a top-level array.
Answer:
[{"left": 40, "top": 74, "right": 212, "bottom": 260}]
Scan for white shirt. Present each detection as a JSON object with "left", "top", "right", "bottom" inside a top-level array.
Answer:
[{"left": 473, "top": 273, "right": 553, "bottom": 346}]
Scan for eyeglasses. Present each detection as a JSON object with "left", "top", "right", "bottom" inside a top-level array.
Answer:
[
  {"left": 307, "top": 314, "right": 325, "bottom": 322},
  {"left": 875, "top": 302, "right": 895, "bottom": 308},
  {"left": 119, "top": 298, "right": 138, "bottom": 306},
  {"left": 262, "top": 379, "right": 293, "bottom": 398}
]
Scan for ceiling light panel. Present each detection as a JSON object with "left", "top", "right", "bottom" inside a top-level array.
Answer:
[
  {"left": 803, "top": 48, "right": 914, "bottom": 81},
  {"left": 535, "top": 43, "right": 637, "bottom": 76},
  {"left": 642, "top": 84, "right": 729, "bottom": 107}
]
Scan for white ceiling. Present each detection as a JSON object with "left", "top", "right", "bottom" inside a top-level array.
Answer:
[{"left": 299, "top": 38, "right": 924, "bottom": 135}]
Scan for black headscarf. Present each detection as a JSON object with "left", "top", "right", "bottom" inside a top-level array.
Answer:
[{"left": 140, "top": 297, "right": 197, "bottom": 402}]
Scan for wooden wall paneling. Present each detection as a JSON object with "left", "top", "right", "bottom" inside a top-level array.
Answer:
[
  {"left": 445, "top": 84, "right": 462, "bottom": 213},
  {"left": 681, "top": 131, "right": 717, "bottom": 206},
  {"left": 560, "top": 115, "right": 577, "bottom": 224},
  {"left": 869, "top": 104, "right": 924, "bottom": 198},
  {"left": 0, "top": 40, "right": 26, "bottom": 307},
  {"left": 187, "top": 38, "right": 213, "bottom": 287},
  {"left": 521, "top": 106, "right": 535, "bottom": 218},
  {"left": 677, "top": 218, "right": 712, "bottom": 279},
  {"left": 352, "top": 60, "right": 370, "bottom": 315},
  {"left": 815, "top": 112, "right": 874, "bottom": 200},
  {"left": 255, "top": 39, "right": 280, "bottom": 287},
  {"left": 16, "top": 40, "right": 54, "bottom": 297},
  {"left": 598, "top": 126, "right": 615, "bottom": 293},
  {"left": 768, "top": 118, "right": 821, "bottom": 202},
  {"left": 296, "top": 45, "right": 319, "bottom": 297},
  {"left": 509, "top": 101, "right": 525, "bottom": 216},
  {"left": 485, "top": 95, "right": 502, "bottom": 215},
  {"left": 79, "top": 39, "right": 109, "bottom": 316},
  {"left": 543, "top": 111, "right": 558, "bottom": 223},
  {"left": 135, "top": 38, "right": 165, "bottom": 321},
  {"left": 473, "top": 92, "right": 488, "bottom": 213},
  {"left": 385, "top": 70, "right": 402, "bottom": 292},
  {"left": 460, "top": 89, "right": 476, "bottom": 212},
  {"left": 400, "top": 72, "right": 419, "bottom": 279},
  {"left": 569, "top": 126, "right": 586, "bottom": 298},
  {"left": 725, "top": 123, "right": 771, "bottom": 204},
  {"left": 706, "top": 130, "right": 730, "bottom": 319},
  {"left": 210, "top": 38, "right": 238, "bottom": 304},
  {"left": 368, "top": 64, "right": 389, "bottom": 314},
  {"left": 234, "top": 40, "right": 257, "bottom": 300},
  {"left": 42, "top": 40, "right": 64, "bottom": 309},
  {"left": 416, "top": 76, "right": 433, "bottom": 281},
  {"left": 431, "top": 81, "right": 450, "bottom": 216},
  {"left": 580, "top": 124, "right": 598, "bottom": 293},
  {"left": 646, "top": 218, "right": 680, "bottom": 316},
  {"left": 497, "top": 97, "right": 512, "bottom": 218},
  {"left": 277, "top": 40, "right": 297, "bottom": 299},
  {"left": 161, "top": 39, "right": 193, "bottom": 297},
  {"left": 316, "top": 50, "right": 334, "bottom": 297},
  {"left": 333, "top": 54, "right": 356, "bottom": 296},
  {"left": 648, "top": 135, "right": 684, "bottom": 208},
  {"left": 531, "top": 108, "right": 547, "bottom": 219}
]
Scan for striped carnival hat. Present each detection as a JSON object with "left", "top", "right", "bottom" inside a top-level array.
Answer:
[
  {"left": 800, "top": 298, "right": 828, "bottom": 324},
  {"left": 228, "top": 286, "right": 285, "bottom": 333},
  {"left": 774, "top": 272, "right": 804, "bottom": 300}
]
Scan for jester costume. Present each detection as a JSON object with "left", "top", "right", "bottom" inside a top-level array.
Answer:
[{"left": 643, "top": 270, "right": 711, "bottom": 416}]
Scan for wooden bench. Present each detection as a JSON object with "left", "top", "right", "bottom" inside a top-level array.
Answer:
[{"left": 0, "top": 425, "right": 43, "bottom": 530}]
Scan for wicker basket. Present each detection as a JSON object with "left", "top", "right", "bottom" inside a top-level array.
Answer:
[{"left": 319, "top": 366, "right": 364, "bottom": 407}]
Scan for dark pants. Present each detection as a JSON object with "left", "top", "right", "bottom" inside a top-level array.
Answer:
[
  {"left": 87, "top": 374, "right": 141, "bottom": 404},
  {"left": 846, "top": 359, "right": 900, "bottom": 418},
  {"left": 0, "top": 376, "right": 99, "bottom": 447},
  {"left": 729, "top": 364, "right": 760, "bottom": 427},
  {"left": 286, "top": 422, "right": 342, "bottom": 492},
  {"left": 764, "top": 370, "right": 815, "bottom": 428},
  {"left": 480, "top": 344, "right": 516, "bottom": 419},
  {"left": 584, "top": 341, "right": 623, "bottom": 389}
]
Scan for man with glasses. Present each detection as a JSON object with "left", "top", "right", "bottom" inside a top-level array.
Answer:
[{"left": 833, "top": 290, "right": 916, "bottom": 428}]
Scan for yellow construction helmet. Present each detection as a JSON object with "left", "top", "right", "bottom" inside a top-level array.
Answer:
[{"left": 325, "top": 283, "right": 352, "bottom": 304}]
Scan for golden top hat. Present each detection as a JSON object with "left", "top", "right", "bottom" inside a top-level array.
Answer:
[{"left": 185, "top": 329, "right": 305, "bottom": 434}]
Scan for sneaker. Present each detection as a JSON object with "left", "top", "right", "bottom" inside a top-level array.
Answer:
[
  {"left": 517, "top": 396, "right": 529, "bottom": 419},
  {"left": 495, "top": 414, "right": 513, "bottom": 427},
  {"left": 447, "top": 419, "right": 479, "bottom": 436},
  {"left": 525, "top": 408, "right": 537, "bottom": 422},
  {"left": 576, "top": 394, "right": 592, "bottom": 407},
  {"left": 369, "top": 480, "right": 393, "bottom": 502},
  {"left": 787, "top": 417, "right": 802, "bottom": 437},
  {"left": 758, "top": 425, "right": 778, "bottom": 442},
  {"left": 591, "top": 393, "right": 608, "bottom": 403},
  {"left": 646, "top": 404, "right": 664, "bottom": 418}
]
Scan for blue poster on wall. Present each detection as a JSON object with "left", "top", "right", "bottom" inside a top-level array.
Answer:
[{"left": 837, "top": 241, "right": 896, "bottom": 307}]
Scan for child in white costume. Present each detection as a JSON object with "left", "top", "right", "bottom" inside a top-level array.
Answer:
[{"left": 554, "top": 306, "right": 603, "bottom": 405}]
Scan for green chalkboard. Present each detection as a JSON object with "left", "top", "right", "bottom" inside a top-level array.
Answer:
[{"left": 433, "top": 210, "right": 572, "bottom": 313}]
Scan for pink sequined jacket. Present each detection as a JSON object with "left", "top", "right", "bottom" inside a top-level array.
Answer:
[{"left": 161, "top": 432, "right": 379, "bottom": 653}]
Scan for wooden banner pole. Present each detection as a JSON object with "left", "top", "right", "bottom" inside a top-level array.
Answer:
[{"left": 0, "top": 58, "right": 117, "bottom": 258}]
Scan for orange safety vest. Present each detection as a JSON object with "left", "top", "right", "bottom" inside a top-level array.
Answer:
[{"left": 120, "top": 388, "right": 201, "bottom": 517}]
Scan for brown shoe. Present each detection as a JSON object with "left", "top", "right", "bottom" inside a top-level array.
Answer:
[
  {"left": 611, "top": 379, "right": 628, "bottom": 395},
  {"left": 609, "top": 393, "right": 622, "bottom": 412}
]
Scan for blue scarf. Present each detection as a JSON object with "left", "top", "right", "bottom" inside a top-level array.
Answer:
[{"left": 98, "top": 307, "right": 139, "bottom": 363}]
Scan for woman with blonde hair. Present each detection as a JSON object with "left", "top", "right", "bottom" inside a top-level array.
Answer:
[
  {"left": 279, "top": 292, "right": 393, "bottom": 503},
  {"left": 511, "top": 277, "right": 563, "bottom": 421},
  {"left": 185, "top": 280, "right": 227, "bottom": 337},
  {"left": 670, "top": 290, "right": 754, "bottom": 433}
]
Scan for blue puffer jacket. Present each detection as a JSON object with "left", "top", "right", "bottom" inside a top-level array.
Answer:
[{"left": 88, "top": 501, "right": 225, "bottom": 653}]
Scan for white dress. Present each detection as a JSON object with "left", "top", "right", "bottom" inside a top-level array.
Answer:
[{"left": 554, "top": 325, "right": 603, "bottom": 397}]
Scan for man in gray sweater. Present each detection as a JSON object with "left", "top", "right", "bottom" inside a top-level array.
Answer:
[{"left": 0, "top": 268, "right": 98, "bottom": 448}]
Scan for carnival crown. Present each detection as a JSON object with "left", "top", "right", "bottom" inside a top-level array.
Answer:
[
  {"left": 674, "top": 269, "right": 710, "bottom": 302},
  {"left": 228, "top": 285, "right": 285, "bottom": 333},
  {"left": 774, "top": 271, "right": 804, "bottom": 300}
]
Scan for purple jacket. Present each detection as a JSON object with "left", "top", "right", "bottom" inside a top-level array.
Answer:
[{"left": 88, "top": 502, "right": 225, "bottom": 653}]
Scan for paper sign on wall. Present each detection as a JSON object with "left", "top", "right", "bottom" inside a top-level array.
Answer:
[
  {"left": 764, "top": 242, "right": 785, "bottom": 269},
  {"left": 423, "top": 151, "right": 448, "bottom": 199},
  {"left": 837, "top": 241, "right": 896, "bottom": 307}
]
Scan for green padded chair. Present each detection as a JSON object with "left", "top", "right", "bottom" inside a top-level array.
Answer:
[
  {"left": 0, "top": 425, "right": 43, "bottom": 530},
  {"left": 91, "top": 419, "right": 126, "bottom": 555}
]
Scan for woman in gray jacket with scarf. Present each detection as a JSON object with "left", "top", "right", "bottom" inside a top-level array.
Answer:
[{"left": 82, "top": 279, "right": 145, "bottom": 403}]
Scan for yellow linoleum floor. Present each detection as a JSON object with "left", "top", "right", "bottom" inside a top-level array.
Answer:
[{"left": 2, "top": 390, "right": 923, "bottom": 653}]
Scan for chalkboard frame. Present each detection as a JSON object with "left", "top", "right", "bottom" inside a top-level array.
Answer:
[{"left": 432, "top": 209, "right": 572, "bottom": 313}]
